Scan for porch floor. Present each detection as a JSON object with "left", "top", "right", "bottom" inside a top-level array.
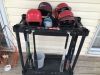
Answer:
[{"left": 0, "top": 55, "right": 100, "bottom": 75}]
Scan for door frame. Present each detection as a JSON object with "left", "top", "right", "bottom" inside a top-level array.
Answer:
[
  {"left": 0, "top": 0, "right": 12, "bottom": 47},
  {"left": 88, "top": 24, "right": 100, "bottom": 55}
]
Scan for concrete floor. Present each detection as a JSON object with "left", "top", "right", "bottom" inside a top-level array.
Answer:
[
  {"left": 0, "top": 64, "right": 22, "bottom": 75},
  {"left": 0, "top": 56, "right": 100, "bottom": 75}
]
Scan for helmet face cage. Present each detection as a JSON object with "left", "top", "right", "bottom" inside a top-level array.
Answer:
[{"left": 59, "top": 20, "right": 75, "bottom": 27}]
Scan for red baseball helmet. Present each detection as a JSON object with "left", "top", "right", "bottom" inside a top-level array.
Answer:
[
  {"left": 56, "top": 3, "right": 69, "bottom": 11},
  {"left": 38, "top": 2, "right": 52, "bottom": 16},
  {"left": 58, "top": 10, "right": 74, "bottom": 21},
  {"left": 54, "top": 3, "right": 70, "bottom": 18},
  {"left": 58, "top": 10, "right": 75, "bottom": 27},
  {"left": 26, "top": 9, "right": 42, "bottom": 25}
]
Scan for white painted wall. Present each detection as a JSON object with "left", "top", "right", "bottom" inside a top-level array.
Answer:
[{"left": 3, "top": 0, "right": 100, "bottom": 55}]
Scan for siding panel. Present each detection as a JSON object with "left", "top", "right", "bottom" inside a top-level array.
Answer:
[
  {"left": 4, "top": 1, "right": 100, "bottom": 13},
  {"left": 5, "top": 4, "right": 100, "bottom": 12},
  {"left": 4, "top": 0, "right": 100, "bottom": 55},
  {"left": 4, "top": 0, "right": 100, "bottom": 4},
  {"left": 6, "top": 8, "right": 100, "bottom": 19}
]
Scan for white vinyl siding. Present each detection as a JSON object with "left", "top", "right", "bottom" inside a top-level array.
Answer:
[{"left": 4, "top": 0, "right": 100, "bottom": 55}]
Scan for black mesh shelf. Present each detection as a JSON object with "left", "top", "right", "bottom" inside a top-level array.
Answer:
[
  {"left": 23, "top": 54, "right": 72, "bottom": 75},
  {"left": 24, "top": 70, "right": 70, "bottom": 75}
]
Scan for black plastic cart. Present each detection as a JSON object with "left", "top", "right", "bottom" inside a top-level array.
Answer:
[{"left": 13, "top": 17, "right": 89, "bottom": 75}]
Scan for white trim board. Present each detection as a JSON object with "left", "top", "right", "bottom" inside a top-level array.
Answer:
[
  {"left": 90, "top": 48, "right": 100, "bottom": 52},
  {"left": 87, "top": 48, "right": 100, "bottom": 57}
]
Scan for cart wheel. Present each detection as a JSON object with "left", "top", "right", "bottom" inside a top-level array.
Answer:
[
  {"left": 22, "top": 69, "right": 27, "bottom": 74},
  {"left": 68, "top": 65, "right": 73, "bottom": 75},
  {"left": 69, "top": 71, "right": 73, "bottom": 75}
]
